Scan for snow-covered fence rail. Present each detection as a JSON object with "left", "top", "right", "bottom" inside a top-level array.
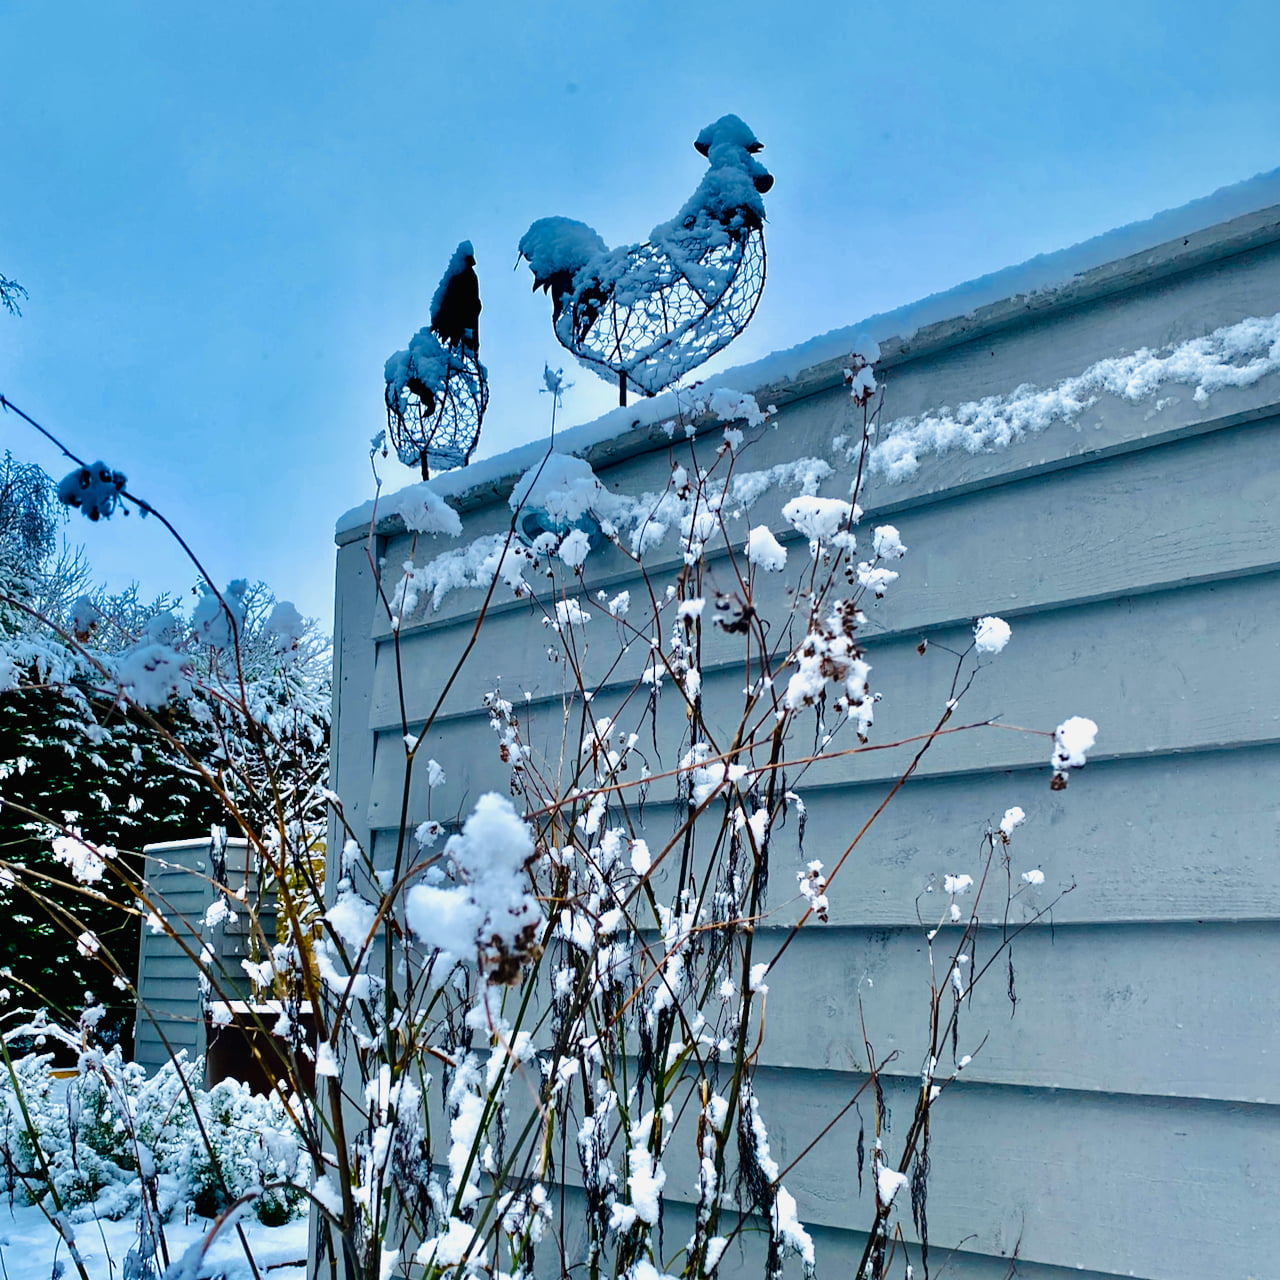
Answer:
[{"left": 331, "top": 193, "right": 1280, "bottom": 1280}]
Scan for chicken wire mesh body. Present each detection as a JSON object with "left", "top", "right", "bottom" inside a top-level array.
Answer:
[
  {"left": 557, "top": 223, "right": 766, "bottom": 398},
  {"left": 384, "top": 349, "right": 489, "bottom": 478}
]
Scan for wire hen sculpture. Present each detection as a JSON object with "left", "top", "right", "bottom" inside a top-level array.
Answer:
[
  {"left": 519, "top": 115, "right": 772, "bottom": 404},
  {"left": 384, "top": 241, "right": 489, "bottom": 478}
]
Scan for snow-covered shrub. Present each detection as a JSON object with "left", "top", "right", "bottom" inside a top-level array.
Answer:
[
  {"left": 0, "top": 371, "right": 1096, "bottom": 1280},
  {"left": 0, "top": 1042, "right": 305, "bottom": 1229},
  {"left": 187, "top": 1078, "right": 306, "bottom": 1224}
]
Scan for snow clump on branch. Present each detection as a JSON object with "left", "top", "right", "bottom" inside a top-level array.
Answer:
[
  {"left": 973, "top": 615, "right": 1012, "bottom": 654},
  {"left": 57, "top": 462, "right": 127, "bottom": 521},
  {"left": 1050, "top": 715, "right": 1099, "bottom": 788},
  {"left": 746, "top": 525, "right": 786, "bottom": 572},
  {"left": 406, "top": 792, "right": 541, "bottom": 983},
  {"left": 192, "top": 580, "right": 248, "bottom": 651}
]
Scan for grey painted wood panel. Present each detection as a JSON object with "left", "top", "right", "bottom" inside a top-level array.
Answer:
[
  {"left": 494, "top": 1062, "right": 1275, "bottom": 1280},
  {"left": 545, "top": 1182, "right": 1129, "bottom": 1280},
  {"left": 364, "top": 573, "right": 1280, "bottom": 829},
  {"left": 742, "top": 1068, "right": 1277, "bottom": 1280},
  {"left": 751, "top": 921, "right": 1279, "bottom": 1102},
  {"left": 521, "top": 747, "right": 1275, "bottom": 928},
  {"left": 329, "top": 536, "right": 382, "bottom": 890},
  {"left": 366, "top": 414, "right": 1280, "bottom": 734},
  {"left": 134, "top": 837, "right": 260, "bottom": 1077},
  {"left": 331, "top": 203, "right": 1280, "bottom": 1279}
]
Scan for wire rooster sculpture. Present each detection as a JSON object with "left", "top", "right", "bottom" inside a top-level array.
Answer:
[
  {"left": 384, "top": 241, "right": 489, "bottom": 478},
  {"left": 519, "top": 114, "right": 773, "bottom": 404}
]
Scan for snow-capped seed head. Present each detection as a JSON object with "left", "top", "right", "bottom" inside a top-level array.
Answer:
[
  {"left": 857, "top": 564, "right": 898, "bottom": 596},
  {"left": 1022, "top": 868, "right": 1046, "bottom": 886},
  {"left": 872, "top": 525, "right": 907, "bottom": 560},
  {"left": 973, "top": 616, "right": 1011, "bottom": 654},
  {"left": 57, "top": 462, "right": 127, "bottom": 521},
  {"left": 999, "top": 806, "right": 1026, "bottom": 839},
  {"left": 746, "top": 525, "right": 787, "bottom": 572},
  {"left": 1050, "top": 716, "right": 1099, "bottom": 788}
]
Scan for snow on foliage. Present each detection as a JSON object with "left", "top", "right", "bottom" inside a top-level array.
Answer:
[
  {"left": 50, "top": 830, "right": 116, "bottom": 884},
  {"left": 1051, "top": 715, "right": 1099, "bottom": 787},
  {"left": 973, "top": 615, "right": 1012, "bottom": 654},
  {"left": 872, "top": 524, "right": 907, "bottom": 560},
  {"left": 265, "top": 600, "right": 306, "bottom": 656},
  {"left": 414, "top": 1217, "right": 485, "bottom": 1272},
  {"left": 746, "top": 525, "right": 787, "bottom": 571},
  {"left": 192, "top": 580, "right": 248, "bottom": 650},
  {"left": 999, "top": 805, "right": 1026, "bottom": 838},
  {"left": 56, "top": 462, "right": 127, "bottom": 521},
  {"left": 406, "top": 792, "right": 540, "bottom": 981},
  {"left": 781, "top": 495, "right": 855, "bottom": 547},
  {"left": 114, "top": 640, "right": 192, "bottom": 708},
  {"left": 0, "top": 1049, "right": 306, "bottom": 1228}
]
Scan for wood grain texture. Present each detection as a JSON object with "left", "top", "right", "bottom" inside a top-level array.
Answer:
[
  {"left": 750, "top": 921, "right": 1279, "bottom": 1102},
  {"left": 744, "top": 1067, "right": 1278, "bottom": 1280}
]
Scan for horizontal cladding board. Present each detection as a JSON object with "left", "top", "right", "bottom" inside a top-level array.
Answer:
[
  {"left": 454, "top": 1063, "right": 1274, "bottom": 1280},
  {"left": 747, "top": 1068, "right": 1276, "bottom": 1280},
  {"left": 133, "top": 1025, "right": 201, "bottom": 1046},
  {"left": 145, "top": 853, "right": 253, "bottom": 875},
  {"left": 746, "top": 920, "right": 1278, "bottom": 1102},
  {"left": 139, "top": 937, "right": 256, "bottom": 963},
  {"left": 480, "top": 747, "right": 1276, "bottom": 925},
  {"left": 134, "top": 999, "right": 203, "bottom": 1018},
  {"left": 372, "top": 412, "right": 1280, "bottom": 717},
  {"left": 139, "top": 962, "right": 247, "bottom": 983},
  {"left": 540, "top": 1183, "right": 1130, "bottom": 1280},
  {"left": 369, "top": 745, "right": 1279, "bottom": 927},
  {"left": 475, "top": 918, "right": 1274, "bottom": 1101},
  {"left": 138, "top": 942, "right": 208, "bottom": 966},
  {"left": 366, "top": 572, "right": 1280, "bottom": 825},
  {"left": 141, "top": 885, "right": 251, "bottom": 907},
  {"left": 524, "top": 1065, "right": 1274, "bottom": 1279},
  {"left": 138, "top": 955, "right": 205, "bottom": 979}
]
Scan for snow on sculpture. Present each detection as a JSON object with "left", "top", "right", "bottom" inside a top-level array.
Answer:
[
  {"left": 384, "top": 241, "right": 489, "bottom": 478},
  {"left": 519, "top": 114, "right": 773, "bottom": 404}
]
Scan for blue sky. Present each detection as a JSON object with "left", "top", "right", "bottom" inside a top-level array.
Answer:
[{"left": 2, "top": 0, "right": 1277, "bottom": 625}]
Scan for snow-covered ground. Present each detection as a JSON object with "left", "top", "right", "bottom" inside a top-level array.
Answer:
[{"left": 0, "top": 1202, "right": 308, "bottom": 1280}]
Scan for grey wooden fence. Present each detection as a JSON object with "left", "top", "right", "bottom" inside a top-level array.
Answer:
[
  {"left": 331, "top": 197, "right": 1280, "bottom": 1279},
  {"left": 133, "top": 834, "right": 263, "bottom": 1077}
]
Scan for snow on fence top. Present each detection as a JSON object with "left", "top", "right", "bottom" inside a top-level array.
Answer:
[{"left": 338, "top": 165, "right": 1280, "bottom": 538}]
